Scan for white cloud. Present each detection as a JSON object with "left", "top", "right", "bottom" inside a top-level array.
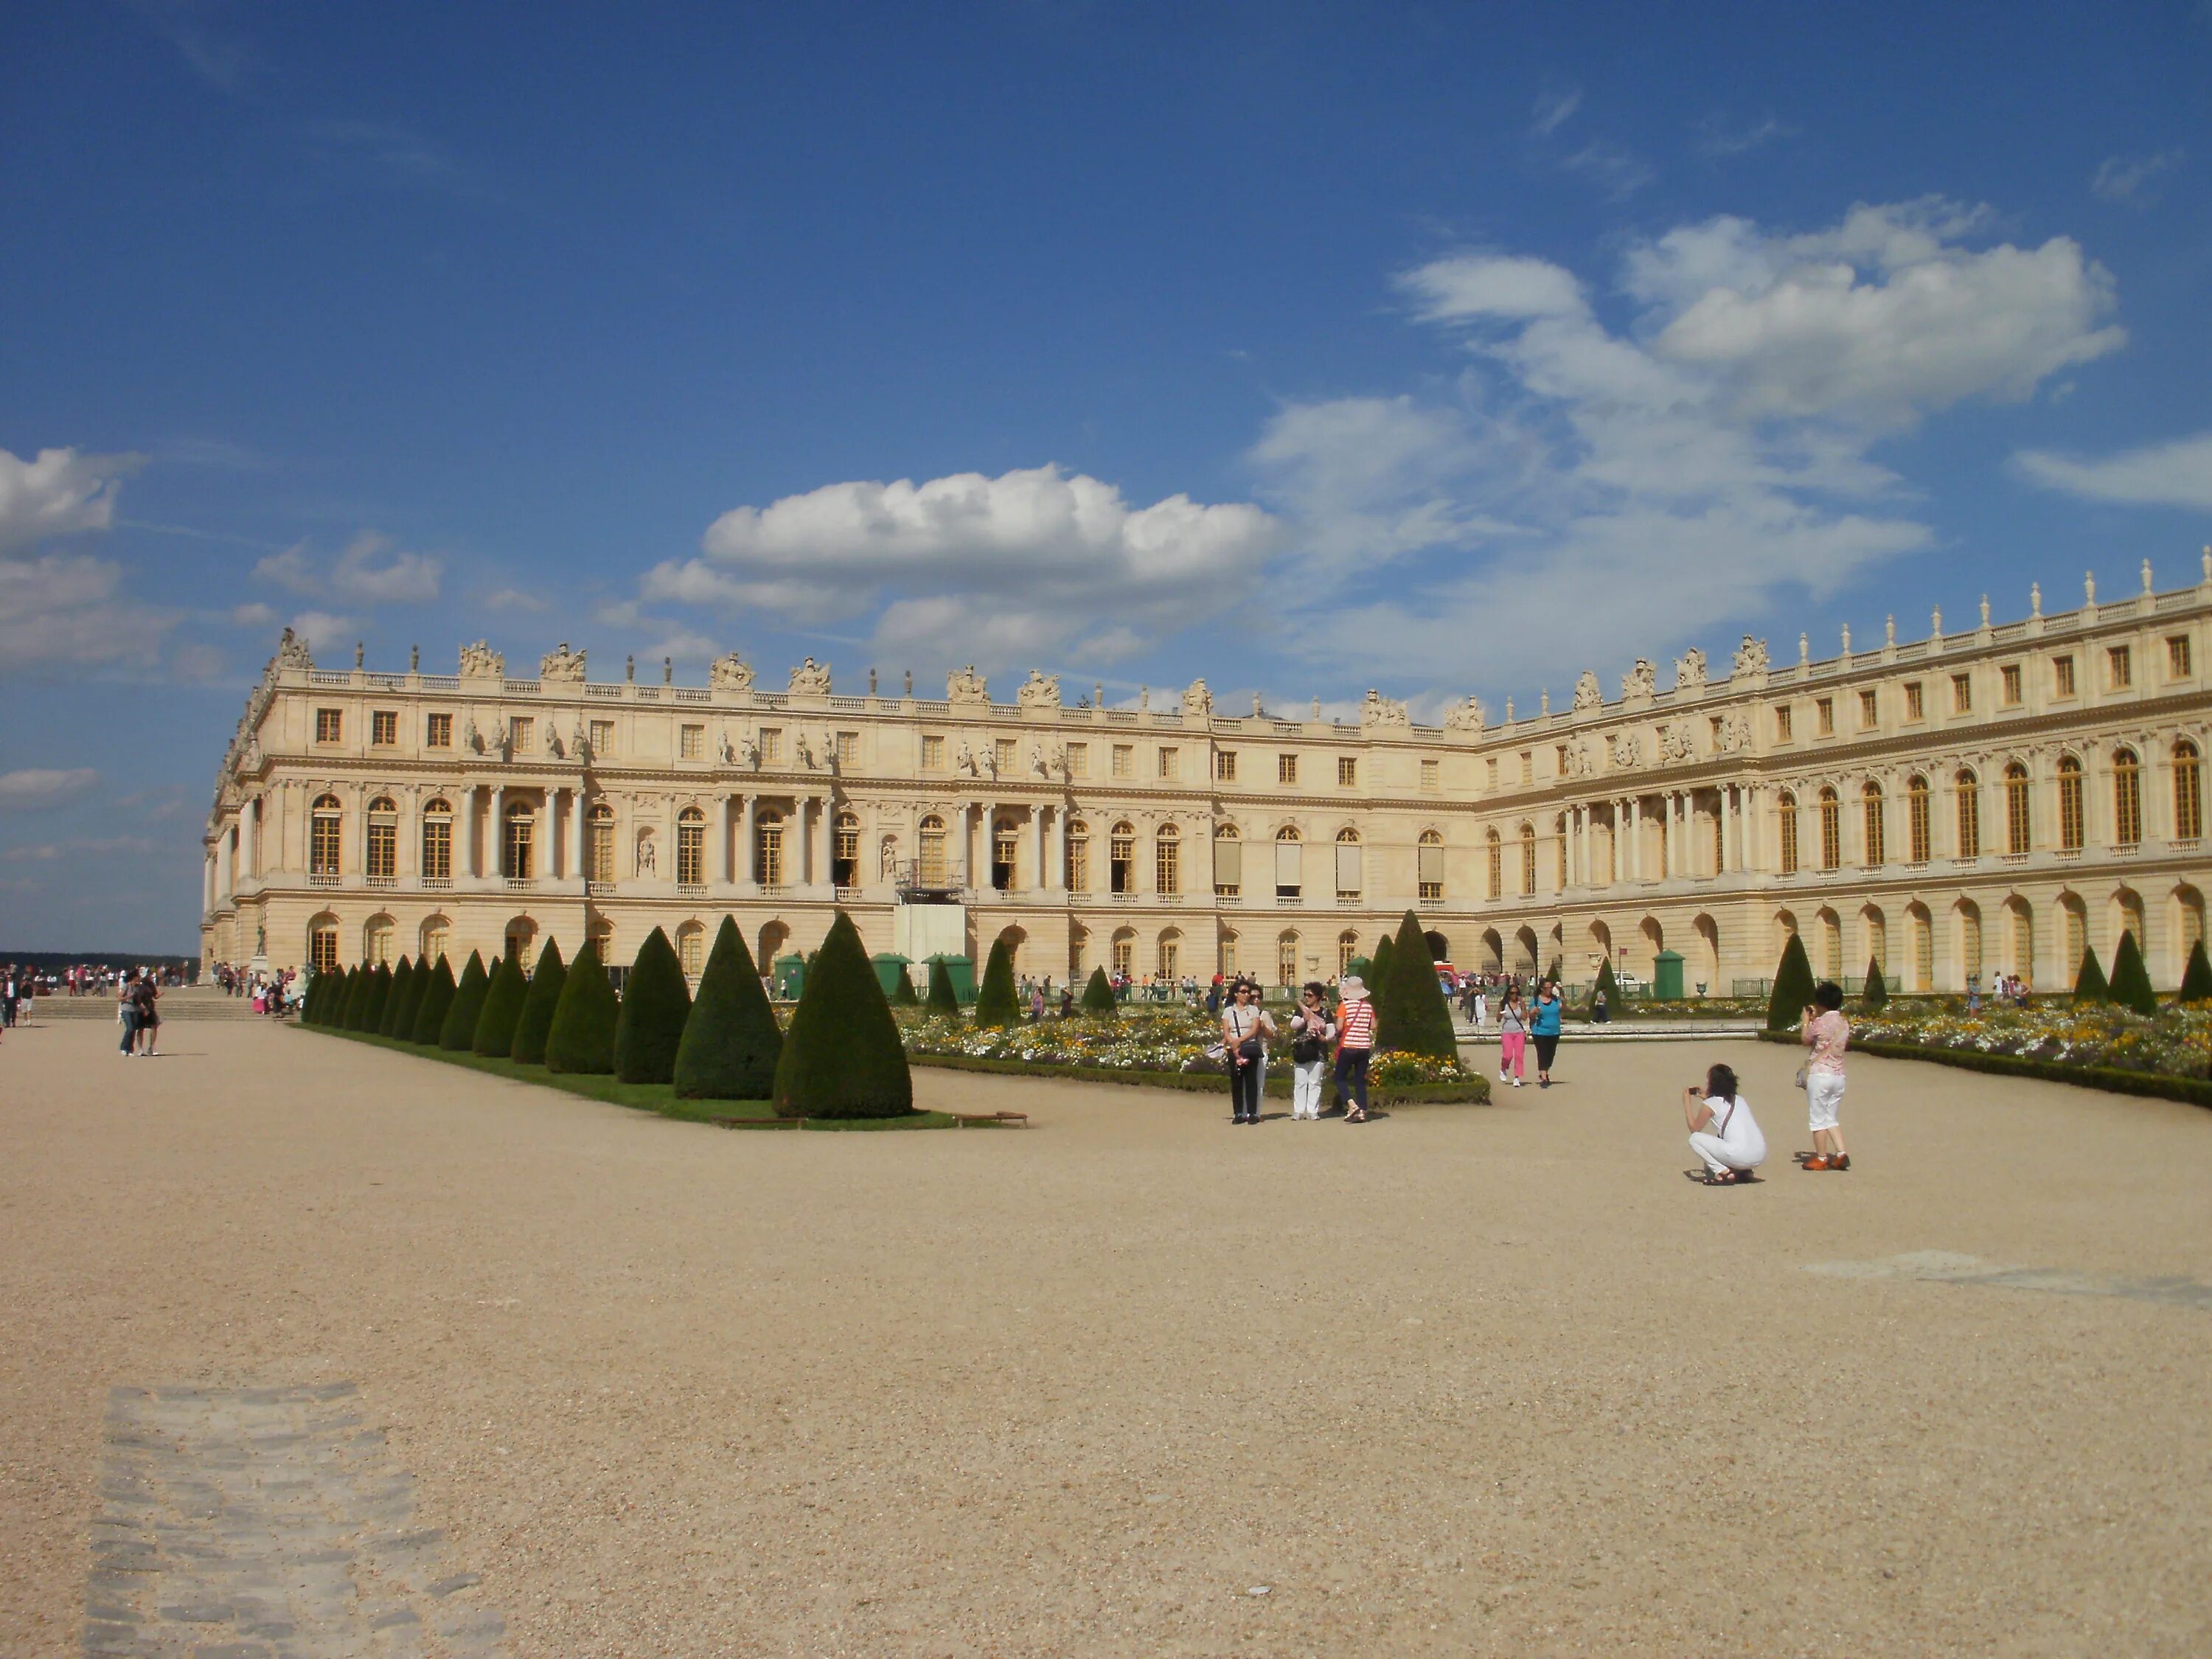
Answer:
[
  {"left": 229, "top": 602, "right": 278, "bottom": 627},
  {"left": 1560, "top": 140, "right": 1655, "bottom": 201},
  {"left": 2016, "top": 431, "right": 2212, "bottom": 509},
  {"left": 2092, "top": 150, "right": 2183, "bottom": 204},
  {"left": 644, "top": 464, "right": 1280, "bottom": 672},
  {"left": 1530, "top": 87, "right": 1582, "bottom": 136},
  {"left": 254, "top": 531, "right": 442, "bottom": 604},
  {"left": 0, "top": 554, "right": 174, "bottom": 674},
  {"left": 1400, "top": 256, "right": 1586, "bottom": 322},
  {"left": 0, "top": 447, "right": 142, "bottom": 557},
  {"left": 288, "top": 611, "right": 356, "bottom": 653},
  {"left": 481, "top": 586, "right": 549, "bottom": 613},
  {"left": 4, "top": 835, "right": 157, "bottom": 862},
  {"left": 0, "top": 768, "right": 100, "bottom": 809},
  {"left": 1695, "top": 113, "right": 1792, "bottom": 157}
]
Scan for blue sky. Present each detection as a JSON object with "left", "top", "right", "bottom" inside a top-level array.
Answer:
[{"left": 4, "top": 1, "right": 2209, "bottom": 950}]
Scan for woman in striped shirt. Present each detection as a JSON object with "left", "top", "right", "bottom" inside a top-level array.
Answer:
[{"left": 1334, "top": 975, "right": 1376, "bottom": 1123}]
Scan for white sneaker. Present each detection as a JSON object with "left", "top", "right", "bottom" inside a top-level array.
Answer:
[{"left": 1512, "top": 1078, "right": 1523, "bottom": 1088}]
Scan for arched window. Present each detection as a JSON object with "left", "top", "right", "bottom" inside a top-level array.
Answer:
[
  {"left": 1865, "top": 909, "right": 1888, "bottom": 976},
  {"left": 504, "top": 917, "right": 538, "bottom": 971},
  {"left": 1111, "top": 931, "right": 1134, "bottom": 978},
  {"left": 1274, "top": 825, "right": 1301, "bottom": 901},
  {"left": 2062, "top": 897, "right": 2087, "bottom": 978},
  {"left": 834, "top": 811, "right": 860, "bottom": 888},
  {"left": 1955, "top": 771, "right": 1980, "bottom": 858},
  {"left": 503, "top": 799, "right": 535, "bottom": 880},
  {"left": 1338, "top": 930, "right": 1360, "bottom": 976},
  {"left": 1219, "top": 931, "right": 1238, "bottom": 976},
  {"left": 310, "top": 794, "right": 342, "bottom": 877},
  {"left": 365, "top": 796, "right": 397, "bottom": 880},
  {"left": 590, "top": 919, "right": 615, "bottom": 965},
  {"left": 1155, "top": 823, "right": 1180, "bottom": 897},
  {"left": 1418, "top": 829, "right": 1444, "bottom": 901},
  {"left": 1777, "top": 792, "right": 1799, "bottom": 876},
  {"left": 1335, "top": 827, "right": 1361, "bottom": 900},
  {"left": 1907, "top": 776, "right": 1930, "bottom": 864},
  {"left": 1518, "top": 822, "right": 1537, "bottom": 896},
  {"left": 1276, "top": 931, "right": 1299, "bottom": 987},
  {"left": 1110, "top": 821, "right": 1136, "bottom": 894},
  {"left": 2005, "top": 764, "right": 2032, "bottom": 855},
  {"left": 2113, "top": 748, "right": 2142, "bottom": 846},
  {"left": 419, "top": 914, "right": 450, "bottom": 964},
  {"left": 1157, "top": 931, "right": 1180, "bottom": 978},
  {"left": 1819, "top": 909, "right": 1842, "bottom": 978},
  {"left": 421, "top": 798, "right": 453, "bottom": 882},
  {"left": 919, "top": 814, "right": 947, "bottom": 886},
  {"left": 308, "top": 918, "right": 340, "bottom": 973},
  {"left": 1862, "top": 782, "right": 1885, "bottom": 868},
  {"left": 992, "top": 818, "right": 1019, "bottom": 891},
  {"left": 2058, "top": 756, "right": 2084, "bottom": 851},
  {"left": 365, "top": 915, "right": 394, "bottom": 967},
  {"left": 676, "top": 805, "right": 706, "bottom": 888},
  {"left": 1486, "top": 828, "right": 1503, "bottom": 899},
  {"left": 2175, "top": 741, "right": 2204, "bottom": 841},
  {"left": 588, "top": 802, "right": 615, "bottom": 884},
  {"left": 1062, "top": 818, "right": 1088, "bottom": 894},
  {"left": 755, "top": 810, "right": 788, "bottom": 888},
  {"left": 1961, "top": 904, "right": 1983, "bottom": 986},
  {"left": 676, "top": 920, "right": 705, "bottom": 978},
  {"left": 1213, "top": 824, "right": 1242, "bottom": 899},
  {"left": 1818, "top": 788, "right": 1841, "bottom": 871}
]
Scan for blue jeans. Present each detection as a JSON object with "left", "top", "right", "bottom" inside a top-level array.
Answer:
[{"left": 1334, "top": 1048, "right": 1370, "bottom": 1114}]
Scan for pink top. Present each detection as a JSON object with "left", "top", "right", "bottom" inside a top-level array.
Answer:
[{"left": 1802, "top": 1009, "right": 1849, "bottom": 1074}]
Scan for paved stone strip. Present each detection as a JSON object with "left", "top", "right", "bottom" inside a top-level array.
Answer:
[
  {"left": 1807, "top": 1249, "right": 2212, "bottom": 1310},
  {"left": 86, "top": 1384, "right": 504, "bottom": 1658}
]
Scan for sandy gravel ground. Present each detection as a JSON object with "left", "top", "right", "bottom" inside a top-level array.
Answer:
[{"left": 4, "top": 1016, "right": 2209, "bottom": 1656}]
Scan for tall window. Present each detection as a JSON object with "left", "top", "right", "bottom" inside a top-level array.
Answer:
[
  {"left": 679, "top": 724, "right": 704, "bottom": 759},
  {"left": 1158, "top": 934, "right": 1179, "bottom": 979},
  {"left": 1418, "top": 830, "right": 1444, "bottom": 900},
  {"left": 1065, "top": 743, "right": 1088, "bottom": 778},
  {"left": 1112, "top": 935, "right": 1133, "bottom": 977},
  {"left": 1775, "top": 706, "right": 1793, "bottom": 742},
  {"left": 1216, "top": 751, "right": 1237, "bottom": 782},
  {"left": 421, "top": 799, "right": 452, "bottom": 880},
  {"left": 509, "top": 717, "right": 534, "bottom": 754},
  {"left": 1274, "top": 826, "right": 1302, "bottom": 900},
  {"left": 310, "top": 795, "right": 342, "bottom": 875},
  {"left": 370, "top": 710, "right": 397, "bottom": 746},
  {"left": 759, "top": 729, "right": 782, "bottom": 764},
  {"left": 1112, "top": 745, "right": 1133, "bottom": 777},
  {"left": 365, "top": 796, "right": 397, "bottom": 879},
  {"left": 366, "top": 918, "right": 394, "bottom": 966},
  {"left": 834, "top": 813, "right": 859, "bottom": 887},
  {"left": 316, "top": 708, "right": 343, "bottom": 743},
  {"left": 1950, "top": 673, "right": 1972, "bottom": 713},
  {"left": 503, "top": 801, "right": 535, "bottom": 879},
  {"left": 426, "top": 712, "right": 453, "bottom": 748},
  {"left": 1778, "top": 792, "right": 1799, "bottom": 875},
  {"left": 1518, "top": 822, "right": 1537, "bottom": 895},
  {"left": 2064, "top": 903, "right": 2087, "bottom": 978},
  {"left": 1858, "top": 689, "right": 1878, "bottom": 728},
  {"left": 2058, "top": 756, "right": 2085, "bottom": 851},
  {"left": 1064, "top": 819, "right": 1088, "bottom": 893},
  {"left": 2112, "top": 748, "right": 2142, "bottom": 846},
  {"left": 588, "top": 803, "right": 615, "bottom": 882},
  {"left": 1276, "top": 933, "right": 1298, "bottom": 986},
  {"left": 1213, "top": 826, "right": 1240, "bottom": 898},
  {"left": 921, "top": 735, "right": 945, "bottom": 771},
  {"left": 995, "top": 738, "right": 1018, "bottom": 773},
  {"left": 993, "top": 820, "right": 1019, "bottom": 890},
  {"left": 919, "top": 815, "right": 947, "bottom": 886},
  {"left": 757, "top": 811, "right": 785, "bottom": 887},
  {"left": 1335, "top": 827, "right": 1360, "bottom": 899},
  {"left": 1862, "top": 782, "right": 1885, "bottom": 867},
  {"left": 678, "top": 924, "right": 705, "bottom": 978},
  {"left": 1912, "top": 911, "right": 1933, "bottom": 991},
  {"left": 2107, "top": 645, "right": 2132, "bottom": 689},
  {"left": 1338, "top": 931, "right": 1359, "bottom": 976},
  {"left": 2000, "top": 664, "right": 2023, "bottom": 705},
  {"left": 1867, "top": 913, "right": 1888, "bottom": 974},
  {"left": 1158, "top": 747, "right": 1180, "bottom": 781},
  {"left": 1815, "top": 698, "right": 1834, "bottom": 737},
  {"left": 421, "top": 917, "right": 449, "bottom": 964},
  {"left": 309, "top": 922, "right": 339, "bottom": 973},
  {"left": 1486, "top": 830, "right": 1503, "bottom": 899},
  {"left": 2168, "top": 636, "right": 2194, "bottom": 678},
  {"left": 676, "top": 807, "right": 705, "bottom": 887},
  {"left": 2176, "top": 741, "right": 2204, "bottom": 841},
  {"left": 2053, "top": 656, "right": 2076, "bottom": 698},
  {"left": 1818, "top": 787, "right": 1841, "bottom": 871},
  {"left": 1338, "top": 757, "right": 1357, "bottom": 787},
  {"left": 2005, "top": 763, "right": 2032, "bottom": 855},
  {"left": 1907, "top": 776, "right": 1931, "bottom": 863},
  {"left": 588, "top": 719, "right": 613, "bottom": 756},
  {"left": 1955, "top": 771, "right": 1980, "bottom": 858},
  {"left": 1422, "top": 758, "right": 1440, "bottom": 791},
  {"left": 1962, "top": 908, "right": 1983, "bottom": 984},
  {"left": 1278, "top": 754, "right": 1298, "bottom": 785},
  {"left": 1109, "top": 822, "right": 1136, "bottom": 894},
  {"left": 1219, "top": 933, "right": 1237, "bottom": 976}
]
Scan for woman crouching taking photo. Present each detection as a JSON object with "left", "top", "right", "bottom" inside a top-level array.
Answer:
[{"left": 1683, "top": 1062, "right": 1764, "bottom": 1185}]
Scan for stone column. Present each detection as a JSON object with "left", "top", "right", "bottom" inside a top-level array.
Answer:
[
  {"left": 717, "top": 796, "right": 733, "bottom": 885},
  {"left": 740, "top": 795, "right": 757, "bottom": 891},
  {"left": 1626, "top": 798, "right": 1640, "bottom": 882},
  {"left": 1719, "top": 786, "right": 1736, "bottom": 874},
  {"left": 1034, "top": 805, "right": 1048, "bottom": 891},
  {"left": 204, "top": 852, "right": 215, "bottom": 915},
  {"left": 574, "top": 787, "right": 589, "bottom": 883},
  {"left": 490, "top": 786, "right": 507, "bottom": 880},
  {"left": 1051, "top": 806, "right": 1068, "bottom": 889},
  {"left": 462, "top": 786, "right": 480, "bottom": 879},
  {"left": 218, "top": 821, "right": 234, "bottom": 901},
  {"left": 812, "top": 796, "right": 830, "bottom": 891}
]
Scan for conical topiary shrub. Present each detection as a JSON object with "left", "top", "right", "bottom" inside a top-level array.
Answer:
[
  {"left": 439, "top": 951, "right": 491, "bottom": 1050},
  {"left": 510, "top": 937, "right": 566, "bottom": 1065},
  {"left": 411, "top": 956, "right": 456, "bottom": 1044},
  {"left": 309, "top": 967, "right": 339, "bottom": 1026},
  {"left": 2108, "top": 931, "right": 2157, "bottom": 1017},
  {"left": 891, "top": 964, "right": 919, "bottom": 1006},
  {"left": 544, "top": 940, "right": 619, "bottom": 1074},
  {"left": 2179, "top": 938, "right": 2212, "bottom": 1004},
  {"left": 675, "top": 917, "right": 783, "bottom": 1099},
  {"left": 1592, "top": 955, "right": 1630, "bottom": 1023},
  {"left": 358, "top": 963, "right": 392, "bottom": 1034},
  {"left": 614, "top": 927, "right": 692, "bottom": 1084},
  {"left": 973, "top": 935, "right": 1020, "bottom": 1027},
  {"left": 383, "top": 956, "right": 423, "bottom": 1037},
  {"left": 772, "top": 910, "right": 912, "bottom": 1119},
  {"left": 2072, "top": 945, "right": 2110, "bottom": 1006},
  {"left": 1376, "top": 911, "right": 1458, "bottom": 1060},
  {"left": 473, "top": 951, "right": 530, "bottom": 1057},
  {"left": 1861, "top": 957, "right": 1889, "bottom": 1012},
  {"left": 1765, "top": 933, "right": 1815, "bottom": 1031},
  {"left": 926, "top": 957, "right": 961, "bottom": 1013},
  {"left": 340, "top": 963, "right": 375, "bottom": 1031},
  {"left": 1367, "top": 933, "right": 1395, "bottom": 1018},
  {"left": 1081, "top": 964, "right": 1116, "bottom": 1015}
]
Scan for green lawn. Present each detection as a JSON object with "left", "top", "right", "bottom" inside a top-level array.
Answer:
[{"left": 301, "top": 1026, "right": 960, "bottom": 1130}]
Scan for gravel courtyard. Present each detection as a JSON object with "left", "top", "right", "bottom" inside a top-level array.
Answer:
[{"left": 4, "top": 1016, "right": 2208, "bottom": 1656}]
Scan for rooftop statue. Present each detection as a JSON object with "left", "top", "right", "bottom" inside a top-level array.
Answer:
[
  {"left": 709, "top": 650, "right": 754, "bottom": 692},
  {"left": 1673, "top": 646, "right": 1707, "bottom": 692},
  {"left": 1571, "top": 670, "right": 1602, "bottom": 712},
  {"left": 788, "top": 657, "right": 832, "bottom": 697},
  {"left": 459, "top": 640, "right": 504, "bottom": 681},
  {"left": 1731, "top": 635, "right": 1770, "bottom": 679},
  {"left": 1182, "top": 678, "right": 1214, "bottom": 719},
  {"left": 1442, "top": 695, "right": 1485, "bottom": 733},
  {"left": 947, "top": 664, "right": 990, "bottom": 704},
  {"left": 274, "top": 627, "right": 313, "bottom": 675},
  {"left": 1359, "top": 689, "right": 1409, "bottom": 728},
  {"left": 1621, "top": 659, "right": 1657, "bottom": 703},
  {"left": 1017, "top": 669, "right": 1061, "bottom": 712},
  {"left": 540, "top": 642, "right": 588, "bottom": 684}
]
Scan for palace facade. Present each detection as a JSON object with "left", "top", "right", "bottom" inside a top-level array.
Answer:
[{"left": 204, "top": 558, "right": 2212, "bottom": 998}]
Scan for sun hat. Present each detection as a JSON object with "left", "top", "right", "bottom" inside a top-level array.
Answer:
[{"left": 1338, "top": 975, "right": 1368, "bottom": 1000}]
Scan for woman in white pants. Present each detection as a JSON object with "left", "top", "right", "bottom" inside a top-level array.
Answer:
[
  {"left": 1287, "top": 983, "right": 1335, "bottom": 1119},
  {"left": 1683, "top": 1062, "right": 1765, "bottom": 1186}
]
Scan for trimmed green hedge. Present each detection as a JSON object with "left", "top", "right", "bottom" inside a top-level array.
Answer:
[
  {"left": 1756, "top": 1029, "right": 2212, "bottom": 1109},
  {"left": 905, "top": 1050, "right": 1489, "bottom": 1105}
]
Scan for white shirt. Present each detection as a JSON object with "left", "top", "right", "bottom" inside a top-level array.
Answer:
[{"left": 1703, "top": 1094, "right": 1765, "bottom": 1161}]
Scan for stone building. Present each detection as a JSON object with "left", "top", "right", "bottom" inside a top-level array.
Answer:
[{"left": 204, "top": 558, "right": 2212, "bottom": 996}]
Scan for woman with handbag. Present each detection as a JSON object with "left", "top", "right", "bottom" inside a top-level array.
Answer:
[
  {"left": 1287, "top": 982, "right": 1335, "bottom": 1120},
  {"left": 1220, "top": 977, "right": 1277, "bottom": 1126}
]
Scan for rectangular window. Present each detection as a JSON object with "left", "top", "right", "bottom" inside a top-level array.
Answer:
[
  {"left": 679, "top": 723, "right": 704, "bottom": 759},
  {"left": 1065, "top": 742, "right": 1088, "bottom": 778},
  {"left": 1213, "top": 835, "right": 1241, "bottom": 897},
  {"left": 1279, "top": 754, "right": 1298, "bottom": 785},
  {"left": 1418, "top": 838, "right": 1444, "bottom": 900},
  {"left": 421, "top": 814, "right": 451, "bottom": 881},
  {"left": 1155, "top": 835, "right": 1179, "bottom": 896},
  {"left": 2107, "top": 644, "right": 2132, "bottom": 689},
  {"left": 921, "top": 735, "right": 945, "bottom": 771},
  {"left": 2000, "top": 664, "right": 2023, "bottom": 705},
  {"left": 1858, "top": 689, "right": 1878, "bottom": 728},
  {"left": 426, "top": 712, "right": 452, "bottom": 748},
  {"left": 1775, "top": 706, "right": 1793, "bottom": 742},
  {"left": 1485, "top": 757, "right": 1499, "bottom": 787},
  {"left": 1519, "top": 751, "right": 1534, "bottom": 785},
  {"left": 1215, "top": 750, "right": 1237, "bottom": 782},
  {"left": 1815, "top": 698, "right": 1834, "bottom": 737},
  {"left": 509, "top": 717, "right": 533, "bottom": 753},
  {"left": 836, "top": 731, "right": 858, "bottom": 765},
  {"left": 1112, "top": 744, "right": 1133, "bottom": 777},
  {"left": 1950, "top": 672, "right": 1971, "bottom": 713},
  {"left": 2168, "top": 635, "right": 2193, "bottom": 678},
  {"left": 1904, "top": 682, "right": 1924, "bottom": 720},
  {"left": 1338, "top": 756, "right": 1357, "bottom": 787},
  {"left": 315, "top": 708, "right": 343, "bottom": 743},
  {"left": 759, "top": 728, "right": 782, "bottom": 764},
  {"left": 1421, "top": 758, "right": 1440, "bottom": 792},
  {"left": 370, "top": 710, "right": 397, "bottom": 746},
  {"left": 1159, "top": 747, "right": 1180, "bottom": 780},
  {"left": 589, "top": 719, "right": 613, "bottom": 754},
  {"left": 995, "top": 738, "right": 1018, "bottom": 772},
  {"left": 2052, "top": 655, "right": 2076, "bottom": 697}
]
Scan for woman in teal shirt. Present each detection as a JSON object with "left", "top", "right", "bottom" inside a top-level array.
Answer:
[{"left": 1529, "top": 980, "right": 1564, "bottom": 1089}]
